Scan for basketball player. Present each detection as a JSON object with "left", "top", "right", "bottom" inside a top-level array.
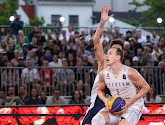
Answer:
[
  {"left": 82, "top": 6, "right": 123, "bottom": 125},
  {"left": 95, "top": 47, "right": 150, "bottom": 125}
]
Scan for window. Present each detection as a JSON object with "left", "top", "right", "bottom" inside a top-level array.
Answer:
[
  {"left": 69, "top": 15, "right": 79, "bottom": 27},
  {"left": 52, "top": 15, "right": 61, "bottom": 26}
]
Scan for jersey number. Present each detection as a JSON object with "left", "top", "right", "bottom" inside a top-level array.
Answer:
[{"left": 116, "top": 89, "right": 120, "bottom": 95}]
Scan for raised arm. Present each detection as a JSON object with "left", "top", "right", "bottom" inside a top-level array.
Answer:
[
  {"left": 122, "top": 68, "right": 150, "bottom": 110},
  {"left": 94, "top": 6, "right": 114, "bottom": 66}
]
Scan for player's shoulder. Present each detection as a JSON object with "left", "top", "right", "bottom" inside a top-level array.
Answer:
[{"left": 128, "top": 67, "right": 139, "bottom": 78}]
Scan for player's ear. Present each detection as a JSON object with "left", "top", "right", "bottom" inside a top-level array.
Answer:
[{"left": 116, "top": 55, "right": 120, "bottom": 61}]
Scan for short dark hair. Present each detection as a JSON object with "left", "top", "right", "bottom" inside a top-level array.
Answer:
[
  {"left": 110, "top": 39, "right": 124, "bottom": 50},
  {"left": 112, "top": 47, "right": 124, "bottom": 62}
]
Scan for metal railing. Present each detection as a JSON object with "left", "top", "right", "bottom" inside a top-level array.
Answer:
[{"left": 0, "top": 66, "right": 164, "bottom": 97}]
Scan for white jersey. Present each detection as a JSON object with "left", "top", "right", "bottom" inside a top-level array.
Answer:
[
  {"left": 90, "top": 74, "right": 99, "bottom": 108},
  {"left": 103, "top": 65, "right": 144, "bottom": 110}
]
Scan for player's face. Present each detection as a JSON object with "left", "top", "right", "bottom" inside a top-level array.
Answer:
[{"left": 106, "top": 48, "right": 117, "bottom": 66}]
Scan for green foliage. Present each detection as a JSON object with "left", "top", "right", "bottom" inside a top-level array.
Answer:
[
  {"left": 29, "top": 16, "right": 45, "bottom": 26},
  {"left": 0, "top": 0, "right": 18, "bottom": 25},
  {"left": 129, "top": 0, "right": 165, "bottom": 27},
  {"left": 118, "top": 18, "right": 140, "bottom": 27}
]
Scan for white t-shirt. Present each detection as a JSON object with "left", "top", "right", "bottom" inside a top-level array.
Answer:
[
  {"left": 144, "top": 96, "right": 162, "bottom": 103},
  {"left": 22, "top": 68, "right": 38, "bottom": 82}
]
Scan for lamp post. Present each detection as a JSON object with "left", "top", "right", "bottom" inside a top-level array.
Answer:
[
  {"left": 157, "top": 18, "right": 162, "bottom": 24},
  {"left": 109, "top": 17, "right": 115, "bottom": 29}
]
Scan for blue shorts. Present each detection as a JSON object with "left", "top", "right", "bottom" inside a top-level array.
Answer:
[{"left": 82, "top": 96, "right": 105, "bottom": 125}]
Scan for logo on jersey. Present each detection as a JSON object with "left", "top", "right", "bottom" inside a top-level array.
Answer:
[
  {"left": 123, "top": 74, "right": 126, "bottom": 79},
  {"left": 106, "top": 73, "right": 110, "bottom": 79}
]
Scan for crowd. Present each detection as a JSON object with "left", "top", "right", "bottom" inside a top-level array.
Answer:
[{"left": 0, "top": 24, "right": 165, "bottom": 105}]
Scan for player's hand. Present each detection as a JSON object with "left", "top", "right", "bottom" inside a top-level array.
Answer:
[
  {"left": 121, "top": 99, "right": 133, "bottom": 113},
  {"left": 101, "top": 6, "right": 114, "bottom": 23},
  {"left": 104, "top": 98, "right": 109, "bottom": 111}
]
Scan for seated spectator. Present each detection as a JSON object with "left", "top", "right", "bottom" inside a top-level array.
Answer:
[
  {"left": 0, "top": 54, "right": 8, "bottom": 67},
  {"left": 158, "top": 46, "right": 165, "bottom": 62},
  {"left": 68, "top": 53, "right": 76, "bottom": 66},
  {"left": 80, "top": 43, "right": 91, "bottom": 57},
  {"left": 83, "top": 54, "right": 92, "bottom": 66},
  {"left": 150, "top": 30, "right": 159, "bottom": 46},
  {"left": 52, "top": 43, "right": 60, "bottom": 56},
  {"left": 39, "top": 60, "right": 54, "bottom": 91},
  {"left": 45, "top": 30, "right": 55, "bottom": 43},
  {"left": 124, "top": 58, "right": 131, "bottom": 66},
  {"left": 11, "top": 50, "right": 19, "bottom": 66},
  {"left": 73, "top": 38, "right": 81, "bottom": 51},
  {"left": 59, "top": 40, "right": 68, "bottom": 54},
  {"left": 86, "top": 38, "right": 94, "bottom": 51},
  {"left": 40, "top": 91, "right": 47, "bottom": 104},
  {"left": 144, "top": 87, "right": 161, "bottom": 103},
  {"left": 69, "top": 90, "right": 85, "bottom": 104},
  {"left": 29, "top": 37, "right": 38, "bottom": 51},
  {"left": 18, "top": 56, "right": 25, "bottom": 77},
  {"left": 19, "top": 86, "right": 30, "bottom": 105},
  {"left": 0, "top": 40, "right": 8, "bottom": 52},
  {"left": 65, "top": 42, "right": 77, "bottom": 59},
  {"left": 26, "top": 50, "right": 38, "bottom": 66},
  {"left": 6, "top": 43, "right": 15, "bottom": 61},
  {"left": 38, "top": 55, "right": 45, "bottom": 67},
  {"left": 44, "top": 39, "right": 54, "bottom": 53},
  {"left": 137, "top": 48, "right": 147, "bottom": 66},
  {"left": 14, "top": 37, "right": 25, "bottom": 51},
  {"left": 0, "top": 27, "right": 7, "bottom": 41},
  {"left": 0, "top": 89, "right": 5, "bottom": 106},
  {"left": 88, "top": 48, "right": 96, "bottom": 65},
  {"left": 36, "top": 42, "right": 45, "bottom": 58},
  {"left": 46, "top": 89, "right": 66, "bottom": 105},
  {"left": 49, "top": 54, "right": 62, "bottom": 67},
  {"left": 100, "top": 31, "right": 109, "bottom": 44},
  {"left": 44, "top": 49, "right": 53, "bottom": 62},
  {"left": 19, "top": 43, "right": 29, "bottom": 60},
  {"left": 102, "top": 40, "right": 110, "bottom": 54},
  {"left": 22, "top": 59, "right": 40, "bottom": 92},
  {"left": 4, "top": 86, "right": 22, "bottom": 106},
  {"left": 54, "top": 32, "right": 61, "bottom": 46},
  {"left": 132, "top": 56, "right": 139, "bottom": 66},
  {"left": 58, "top": 52, "right": 64, "bottom": 65},
  {"left": 5, "top": 30, "right": 17, "bottom": 45},
  {"left": 79, "top": 89, "right": 86, "bottom": 102},
  {"left": 25, "top": 88, "right": 42, "bottom": 105},
  {"left": 29, "top": 26, "right": 38, "bottom": 43},
  {"left": 137, "top": 30, "right": 147, "bottom": 46},
  {"left": 17, "top": 30, "right": 29, "bottom": 45},
  {"left": 36, "top": 31, "right": 46, "bottom": 47}
]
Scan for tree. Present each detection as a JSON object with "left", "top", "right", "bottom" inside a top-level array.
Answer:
[
  {"left": 129, "top": 0, "right": 165, "bottom": 27},
  {"left": 0, "top": 0, "right": 18, "bottom": 25},
  {"left": 29, "top": 16, "right": 45, "bottom": 26}
]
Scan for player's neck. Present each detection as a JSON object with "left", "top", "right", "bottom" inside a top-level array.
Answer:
[{"left": 111, "top": 63, "right": 123, "bottom": 75}]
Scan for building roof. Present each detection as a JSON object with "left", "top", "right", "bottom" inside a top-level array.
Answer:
[{"left": 21, "top": 5, "right": 35, "bottom": 20}]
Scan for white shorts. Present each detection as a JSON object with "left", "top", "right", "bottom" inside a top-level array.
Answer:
[{"left": 100, "top": 107, "right": 142, "bottom": 125}]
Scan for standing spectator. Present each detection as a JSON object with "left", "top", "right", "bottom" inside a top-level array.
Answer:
[
  {"left": 150, "top": 30, "right": 159, "bottom": 46},
  {"left": 0, "top": 90, "right": 5, "bottom": 106},
  {"left": 151, "top": 45, "right": 163, "bottom": 66},
  {"left": 19, "top": 86, "right": 30, "bottom": 105},
  {"left": 44, "top": 49, "right": 53, "bottom": 62},
  {"left": 144, "top": 87, "right": 161, "bottom": 103},
  {"left": 88, "top": 48, "right": 96, "bottom": 65},
  {"left": 65, "top": 42, "right": 77, "bottom": 59},
  {"left": 29, "top": 37, "right": 38, "bottom": 51},
  {"left": 69, "top": 90, "right": 85, "bottom": 104},
  {"left": 25, "top": 88, "right": 42, "bottom": 105},
  {"left": 19, "top": 43, "right": 29, "bottom": 60},
  {"left": 46, "top": 89, "right": 66, "bottom": 105},
  {"left": 29, "top": 26, "right": 38, "bottom": 43},
  {"left": 4, "top": 86, "right": 22, "bottom": 106},
  {"left": 11, "top": 50, "right": 19, "bottom": 66},
  {"left": 10, "top": 15, "right": 24, "bottom": 36},
  {"left": 137, "top": 30, "right": 147, "bottom": 46},
  {"left": 40, "top": 91, "right": 47, "bottom": 104},
  {"left": 39, "top": 61, "right": 54, "bottom": 91},
  {"left": 6, "top": 43, "right": 15, "bottom": 61},
  {"left": 49, "top": 54, "right": 62, "bottom": 67}
]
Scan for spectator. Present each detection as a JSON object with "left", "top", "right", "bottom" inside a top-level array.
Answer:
[
  {"left": 83, "top": 54, "right": 92, "bottom": 66},
  {"left": 80, "top": 44, "right": 91, "bottom": 57},
  {"left": 14, "top": 37, "right": 25, "bottom": 51},
  {"left": 124, "top": 58, "right": 131, "bottom": 66},
  {"left": 26, "top": 50, "right": 38, "bottom": 66},
  {"left": 19, "top": 86, "right": 30, "bottom": 105},
  {"left": 68, "top": 53, "right": 76, "bottom": 66},
  {"left": 85, "top": 29, "right": 94, "bottom": 42},
  {"left": 56, "top": 59, "right": 75, "bottom": 95},
  {"left": 46, "top": 89, "right": 66, "bottom": 105},
  {"left": 79, "top": 29, "right": 86, "bottom": 39},
  {"left": 137, "top": 48, "right": 147, "bottom": 66},
  {"left": 157, "top": 37, "right": 164, "bottom": 50},
  {"left": 36, "top": 42, "right": 45, "bottom": 58},
  {"left": 0, "top": 89, "right": 5, "bottom": 106},
  {"left": 100, "top": 31, "right": 109, "bottom": 44},
  {"left": 29, "top": 26, "right": 38, "bottom": 43},
  {"left": 58, "top": 52, "right": 64, "bottom": 65},
  {"left": 59, "top": 28, "right": 68, "bottom": 41},
  {"left": 114, "top": 27, "right": 123, "bottom": 38},
  {"left": 132, "top": 56, "right": 139, "bottom": 66},
  {"left": 151, "top": 45, "right": 163, "bottom": 66},
  {"left": 65, "top": 42, "right": 76, "bottom": 59},
  {"left": 5, "top": 30, "right": 17, "bottom": 45},
  {"left": 39, "top": 60, "right": 54, "bottom": 91},
  {"left": 132, "top": 28, "right": 137, "bottom": 38},
  {"left": 107, "top": 27, "right": 112, "bottom": 38},
  {"left": 137, "top": 30, "right": 147, "bottom": 46},
  {"left": 86, "top": 38, "right": 94, "bottom": 51},
  {"left": 25, "top": 88, "right": 42, "bottom": 105},
  {"left": 19, "top": 43, "right": 29, "bottom": 60},
  {"left": 69, "top": 90, "right": 85, "bottom": 104},
  {"left": 29, "top": 37, "right": 38, "bottom": 51},
  {"left": 0, "top": 40, "right": 8, "bottom": 52},
  {"left": 45, "top": 30, "right": 55, "bottom": 43},
  {"left": 129, "top": 37, "right": 142, "bottom": 56},
  {"left": 22, "top": 59, "right": 40, "bottom": 91},
  {"left": 6, "top": 43, "right": 15, "bottom": 61},
  {"left": 79, "top": 89, "right": 86, "bottom": 101},
  {"left": 73, "top": 38, "right": 81, "bottom": 51},
  {"left": 4, "top": 86, "right": 22, "bottom": 106},
  {"left": 36, "top": 31, "right": 46, "bottom": 47},
  {"left": 68, "top": 34, "right": 75, "bottom": 43},
  {"left": 52, "top": 43, "right": 60, "bottom": 56},
  {"left": 18, "top": 56, "right": 25, "bottom": 77},
  {"left": 125, "top": 31, "right": 132, "bottom": 41},
  {"left": 102, "top": 40, "right": 110, "bottom": 54},
  {"left": 144, "top": 87, "right": 161, "bottom": 103},
  {"left": 88, "top": 48, "right": 96, "bottom": 65},
  {"left": 74, "top": 31, "right": 79, "bottom": 39},
  {"left": 40, "top": 91, "right": 47, "bottom": 104},
  {"left": 66, "top": 24, "right": 74, "bottom": 40},
  {"left": 124, "top": 43, "right": 135, "bottom": 61},
  {"left": 0, "top": 27, "right": 7, "bottom": 41},
  {"left": 158, "top": 46, "right": 165, "bottom": 62},
  {"left": 59, "top": 40, "right": 68, "bottom": 54},
  {"left": 0, "top": 53, "right": 8, "bottom": 67},
  {"left": 76, "top": 49, "right": 82, "bottom": 59},
  {"left": 143, "top": 46, "right": 152, "bottom": 61},
  {"left": 54, "top": 32, "right": 61, "bottom": 46},
  {"left": 17, "top": 30, "right": 29, "bottom": 45},
  {"left": 38, "top": 55, "right": 45, "bottom": 67},
  {"left": 49, "top": 54, "right": 62, "bottom": 67},
  {"left": 150, "top": 30, "right": 159, "bottom": 46},
  {"left": 10, "top": 15, "right": 24, "bottom": 35},
  {"left": 44, "top": 49, "right": 53, "bottom": 62},
  {"left": 11, "top": 50, "right": 19, "bottom": 66},
  {"left": 44, "top": 39, "right": 54, "bottom": 53}
]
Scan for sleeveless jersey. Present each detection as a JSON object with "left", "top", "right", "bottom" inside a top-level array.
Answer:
[{"left": 103, "top": 65, "right": 144, "bottom": 110}]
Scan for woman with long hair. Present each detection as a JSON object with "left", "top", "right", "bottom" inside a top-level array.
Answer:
[{"left": 69, "top": 90, "right": 85, "bottom": 104}]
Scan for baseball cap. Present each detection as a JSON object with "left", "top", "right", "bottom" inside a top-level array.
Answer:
[
  {"left": 22, "top": 43, "right": 28, "bottom": 47},
  {"left": 132, "top": 56, "right": 138, "bottom": 62},
  {"left": 18, "top": 56, "right": 24, "bottom": 60},
  {"left": 62, "top": 58, "right": 67, "bottom": 62},
  {"left": 0, "top": 49, "right": 6, "bottom": 54}
]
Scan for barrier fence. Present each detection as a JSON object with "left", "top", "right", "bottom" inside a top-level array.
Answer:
[{"left": 0, "top": 66, "right": 164, "bottom": 97}]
